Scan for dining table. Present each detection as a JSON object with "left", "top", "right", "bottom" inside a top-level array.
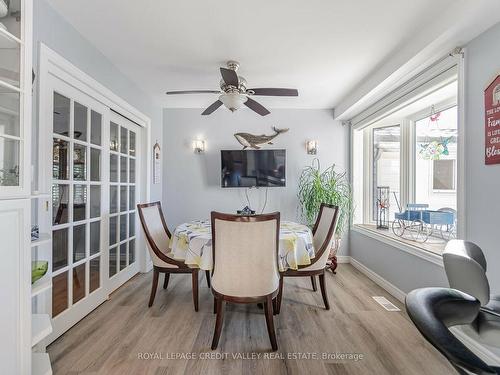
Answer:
[{"left": 169, "top": 219, "right": 316, "bottom": 272}]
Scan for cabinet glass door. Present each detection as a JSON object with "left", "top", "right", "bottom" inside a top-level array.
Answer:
[{"left": 0, "top": 0, "right": 28, "bottom": 196}]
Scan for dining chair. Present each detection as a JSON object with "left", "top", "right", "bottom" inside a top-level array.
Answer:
[
  {"left": 210, "top": 211, "right": 280, "bottom": 351},
  {"left": 276, "top": 203, "right": 339, "bottom": 313},
  {"left": 137, "top": 201, "right": 209, "bottom": 311}
]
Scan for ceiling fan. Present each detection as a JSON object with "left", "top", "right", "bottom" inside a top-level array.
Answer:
[{"left": 166, "top": 61, "right": 298, "bottom": 116}]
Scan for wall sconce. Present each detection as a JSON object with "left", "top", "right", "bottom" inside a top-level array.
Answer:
[
  {"left": 193, "top": 140, "right": 205, "bottom": 154},
  {"left": 306, "top": 140, "right": 318, "bottom": 155}
]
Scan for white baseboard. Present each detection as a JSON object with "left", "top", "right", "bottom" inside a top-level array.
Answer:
[
  {"left": 336, "top": 255, "right": 350, "bottom": 263},
  {"left": 141, "top": 260, "right": 153, "bottom": 273},
  {"left": 348, "top": 257, "right": 406, "bottom": 303},
  {"left": 342, "top": 256, "right": 500, "bottom": 367}
]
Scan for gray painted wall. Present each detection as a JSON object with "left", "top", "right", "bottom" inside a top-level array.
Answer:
[
  {"left": 32, "top": 0, "right": 163, "bottom": 201},
  {"left": 349, "top": 22, "right": 500, "bottom": 296},
  {"left": 349, "top": 231, "right": 449, "bottom": 294},
  {"left": 162, "top": 108, "right": 350, "bottom": 255},
  {"left": 465, "top": 22, "right": 500, "bottom": 295}
]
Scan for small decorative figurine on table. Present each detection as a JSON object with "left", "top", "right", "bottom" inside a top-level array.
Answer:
[{"left": 377, "top": 186, "right": 390, "bottom": 229}]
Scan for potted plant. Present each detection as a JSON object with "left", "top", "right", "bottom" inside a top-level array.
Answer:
[{"left": 298, "top": 159, "right": 353, "bottom": 273}]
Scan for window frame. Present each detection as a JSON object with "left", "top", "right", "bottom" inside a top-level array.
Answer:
[
  {"left": 367, "top": 121, "right": 403, "bottom": 225},
  {"left": 348, "top": 53, "right": 466, "bottom": 262},
  {"left": 353, "top": 91, "right": 460, "bottom": 255}
]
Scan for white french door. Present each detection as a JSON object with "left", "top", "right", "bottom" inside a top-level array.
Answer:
[
  {"left": 107, "top": 112, "right": 140, "bottom": 292},
  {"left": 47, "top": 76, "right": 141, "bottom": 340}
]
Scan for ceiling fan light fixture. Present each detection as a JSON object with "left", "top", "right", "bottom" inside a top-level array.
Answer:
[
  {"left": 167, "top": 61, "right": 298, "bottom": 116},
  {"left": 219, "top": 93, "right": 247, "bottom": 112}
]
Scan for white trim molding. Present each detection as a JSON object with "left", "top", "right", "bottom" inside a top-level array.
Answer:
[
  {"left": 348, "top": 257, "right": 407, "bottom": 303},
  {"left": 336, "top": 255, "right": 351, "bottom": 264},
  {"left": 456, "top": 49, "right": 467, "bottom": 239},
  {"left": 350, "top": 55, "right": 459, "bottom": 130}
]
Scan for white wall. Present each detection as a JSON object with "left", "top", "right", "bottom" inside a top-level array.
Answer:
[
  {"left": 162, "top": 108, "right": 349, "bottom": 255},
  {"left": 465, "top": 22, "right": 500, "bottom": 295}
]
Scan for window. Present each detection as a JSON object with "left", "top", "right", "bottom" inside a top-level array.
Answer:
[
  {"left": 433, "top": 160, "right": 455, "bottom": 191},
  {"left": 352, "top": 77, "right": 459, "bottom": 254},
  {"left": 415, "top": 105, "right": 457, "bottom": 205},
  {"left": 372, "top": 125, "right": 400, "bottom": 221}
]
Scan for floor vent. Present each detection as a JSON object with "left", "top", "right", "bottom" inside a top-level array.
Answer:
[{"left": 372, "top": 296, "right": 401, "bottom": 311}]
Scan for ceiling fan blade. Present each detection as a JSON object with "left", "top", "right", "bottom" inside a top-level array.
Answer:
[
  {"left": 248, "top": 88, "right": 298, "bottom": 96},
  {"left": 201, "top": 100, "right": 223, "bottom": 115},
  {"left": 220, "top": 67, "right": 239, "bottom": 87},
  {"left": 166, "top": 90, "right": 220, "bottom": 95},
  {"left": 244, "top": 97, "right": 270, "bottom": 116}
]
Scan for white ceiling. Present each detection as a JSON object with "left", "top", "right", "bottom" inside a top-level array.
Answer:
[{"left": 46, "top": 0, "right": 459, "bottom": 109}]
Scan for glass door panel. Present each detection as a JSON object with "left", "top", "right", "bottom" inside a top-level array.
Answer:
[
  {"left": 0, "top": 91, "right": 20, "bottom": 137},
  {"left": 51, "top": 89, "right": 105, "bottom": 317},
  {"left": 0, "top": 40, "right": 20, "bottom": 87},
  {"left": 0, "top": 135, "right": 20, "bottom": 186},
  {"left": 109, "top": 119, "right": 138, "bottom": 279},
  {"left": 0, "top": 88, "right": 21, "bottom": 187},
  {"left": 0, "top": 0, "right": 30, "bottom": 197},
  {"left": 45, "top": 69, "right": 142, "bottom": 342}
]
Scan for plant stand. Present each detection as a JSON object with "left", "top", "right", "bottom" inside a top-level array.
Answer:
[
  {"left": 326, "top": 237, "right": 341, "bottom": 274},
  {"left": 326, "top": 255, "right": 338, "bottom": 274}
]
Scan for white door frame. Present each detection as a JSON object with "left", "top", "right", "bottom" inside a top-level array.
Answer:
[{"left": 38, "top": 43, "right": 152, "bottom": 274}]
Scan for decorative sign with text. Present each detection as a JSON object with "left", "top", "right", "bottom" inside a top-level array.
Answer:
[
  {"left": 485, "top": 74, "right": 500, "bottom": 165},
  {"left": 153, "top": 142, "right": 161, "bottom": 184}
]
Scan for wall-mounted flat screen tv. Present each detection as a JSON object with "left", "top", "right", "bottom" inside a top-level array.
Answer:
[{"left": 221, "top": 149, "right": 286, "bottom": 188}]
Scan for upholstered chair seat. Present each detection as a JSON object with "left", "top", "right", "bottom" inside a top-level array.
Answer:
[
  {"left": 443, "top": 240, "right": 500, "bottom": 348},
  {"left": 210, "top": 212, "right": 280, "bottom": 351},
  {"left": 153, "top": 257, "right": 179, "bottom": 269},
  {"left": 406, "top": 287, "right": 499, "bottom": 375},
  {"left": 277, "top": 204, "right": 339, "bottom": 312},
  {"left": 138, "top": 202, "right": 210, "bottom": 311},
  {"left": 299, "top": 248, "right": 332, "bottom": 272},
  {"left": 486, "top": 295, "right": 500, "bottom": 314}
]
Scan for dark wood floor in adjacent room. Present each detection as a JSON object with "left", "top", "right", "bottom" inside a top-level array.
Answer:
[{"left": 47, "top": 264, "right": 455, "bottom": 375}]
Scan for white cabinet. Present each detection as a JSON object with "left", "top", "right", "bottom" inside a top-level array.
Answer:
[
  {"left": 0, "top": 198, "right": 31, "bottom": 374},
  {"left": 0, "top": 1, "right": 51, "bottom": 374}
]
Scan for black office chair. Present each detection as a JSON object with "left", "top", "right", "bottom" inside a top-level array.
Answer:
[{"left": 406, "top": 287, "right": 500, "bottom": 375}]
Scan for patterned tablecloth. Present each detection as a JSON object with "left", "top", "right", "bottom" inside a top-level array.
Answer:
[{"left": 170, "top": 220, "right": 315, "bottom": 272}]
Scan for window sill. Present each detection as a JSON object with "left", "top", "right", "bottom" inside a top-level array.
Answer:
[{"left": 351, "top": 224, "right": 444, "bottom": 267}]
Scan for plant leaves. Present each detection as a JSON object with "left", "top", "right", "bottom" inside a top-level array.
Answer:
[{"left": 297, "top": 160, "right": 354, "bottom": 236}]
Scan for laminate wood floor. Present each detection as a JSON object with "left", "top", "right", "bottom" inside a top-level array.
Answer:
[{"left": 47, "top": 264, "right": 456, "bottom": 375}]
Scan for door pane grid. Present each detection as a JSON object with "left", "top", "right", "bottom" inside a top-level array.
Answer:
[
  {"left": 109, "top": 124, "right": 137, "bottom": 277},
  {"left": 52, "top": 91, "right": 104, "bottom": 318}
]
